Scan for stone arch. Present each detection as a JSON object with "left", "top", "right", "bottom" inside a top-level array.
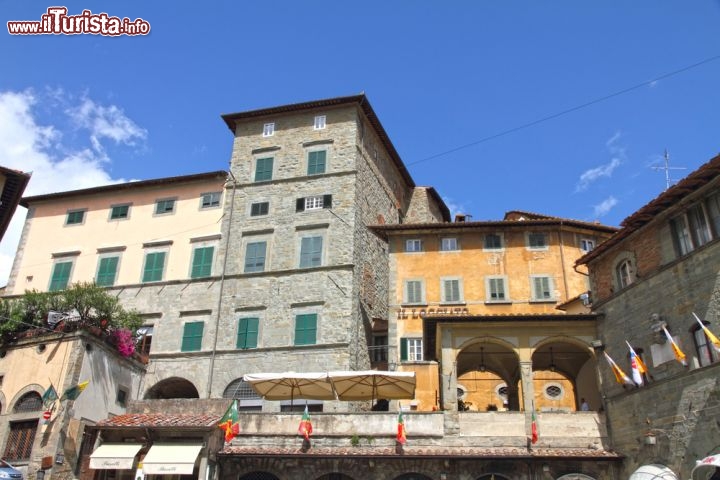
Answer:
[
  {"left": 392, "top": 474, "right": 433, "bottom": 480},
  {"left": 0, "top": 390, "right": 6, "bottom": 414},
  {"left": 8, "top": 383, "right": 44, "bottom": 412},
  {"left": 531, "top": 336, "right": 599, "bottom": 412},
  {"left": 557, "top": 474, "right": 597, "bottom": 480},
  {"left": 456, "top": 336, "right": 522, "bottom": 411},
  {"left": 13, "top": 391, "right": 43, "bottom": 413},
  {"left": 144, "top": 377, "right": 199, "bottom": 399},
  {"left": 238, "top": 473, "right": 280, "bottom": 480}
]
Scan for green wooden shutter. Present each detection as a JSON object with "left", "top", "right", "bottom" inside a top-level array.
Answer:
[
  {"left": 191, "top": 246, "right": 214, "bottom": 278},
  {"left": 143, "top": 252, "right": 166, "bottom": 282},
  {"left": 255, "top": 157, "right": 273, "bottom": 181},
  {"left": 307, "top": 150, "right": 326, "bottom": 175},
  {"left": 181, "top": 321, "right": 204, "bottom": 351},
  {"left": 244, "top": 242, "right": 266, "bottom": 273},
  {"left": 295, "top": 314, "right": 317, "bottom": 345},
  {"left": 237, "top": 317, "right": 259, "bottom": 349},
  {"left": 49, "top": 261, "right": 73, "bottom": 291},
  {"left": 400, "top": 338, "right": 408, "bottom": 361},
  {"left": 96, "top": 257, "right": 119, "bottom": 287},
  {"left": 300, "top": 237, "right": 322, "bottom": 268}
]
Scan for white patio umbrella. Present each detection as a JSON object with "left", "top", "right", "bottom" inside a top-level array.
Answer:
[
  {"left": 327, "top": 370, "right": 416, "bottom": 402},
  {"left": 242, "top": 372, "right": 336, "bottom": 403},
  {"left": 691, "top": 454, "right": 720, "bottom": 480}
]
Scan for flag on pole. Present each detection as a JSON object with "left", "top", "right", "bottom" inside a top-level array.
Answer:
[
  {"left": 662, "top": 326, "right": 687, "bottom": 366},
  {"left": 298, "top": 405, "right": 313, "bottom": 440},
  {"left": 218, "top": 399, "right": 240, "bottom": 443},
  {"left": 397, "top": 409, "right": 407, "bottom": 445},
  {"left": 626, "top": 341, "right": 647, "bottom": 386},
  {"left": 42, "top": 384, "right": 58, "bottom": 408},
  {"left": 603, "top": 351, "right": 634, "bottom": 386},
  {"left": 531, "top": 409, "right": 538, "bottom": 444},
  {"left": 60, "top": 380, "right": 89, "bottom": 401},
  {"left": 693, "top": 312, "right": 720, "bottom": 353}
]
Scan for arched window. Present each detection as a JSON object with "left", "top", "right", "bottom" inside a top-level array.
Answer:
[
  {"left": 616, "top": 259, "right": 634, "bottom": 288},
  {"left": 223, "top": 378, "right": 262, "bottom": 411},
  {"left": 13, "top": 392, "right": 42, "bottom": 413}
]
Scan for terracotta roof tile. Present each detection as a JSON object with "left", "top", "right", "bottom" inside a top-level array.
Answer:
[
  {"left": 220, "top": 445, "right": 621, "bottom": 460},
  {"left": 97, "top": 413, "right": 220, "bottom": 428}
]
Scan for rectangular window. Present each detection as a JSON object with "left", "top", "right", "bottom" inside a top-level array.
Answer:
[
  {"left": 237, "top": 317, "right": 259, "bottom": 349},
  {"left": 96, "top": 256, "right": 119, "bottom": 287},
  {"left": 116, "top": 387, "right": 128, "bottom": 407},
  {"left": 110, "top": 204, "right": 130, "bottom": 220},
  {"left": 49, "top": 261, "right": 73, "bottom": 291},
  {"left": 250, "top": 201, "right": 269, "bottom": 217},
  {"left": 371, "top": 335, "right": 388, "bottom": 362},
  {"left": 155, "top": 199, "right": 175, "bottom": 215},
  {"left": 262, "top": 122, "right": 274, "bottom": 137},
  {"left": 295, "top": 313, "right": 317, "bottom": 345},
  {"left": 486, "top": 276, "right": 507, "bottom": 302},
  {"left": 142, "top": 252, "right": 166, "bottom": 282},
  {"left": 201, "top": 192, "right": 221, "bottom": 209},
  {"left": 66, "top": 210, "right": 85, "bottom": 225},
  {"left": 580, "top": 239, "right": 595, "bottom": 253},
  {"left": 694, "top": 326, "right": 720, "bottom": 367},
  {"left": 181, "top": 321, "right": 204, "bottom": 352},
  {"left": 191, "top": 246, "right": 214, "bottom": 278},
  {"left": 296, "top": 195, "right": 332, "bottom": 212},
  {"left": 137, "top": 326, "right": 153, "bottom": 356},
  {"left": 400, "top": 338, "right": 423, "bottom": 362},
  {"left": 307, "top": 150, "right": 327, "bottom": 175},
  {"left": 442, "top": 278, "right": 462, "bottom": 303},
  {"left": 707, "top": 192, "right": 720, "bottom": 237},
  {"left": 670, "top": 216, "right": 693, "bottom": 256},
  {"left": 314, "top": 115, "right": 326, "bottom": 130},
  {"left": 299, "top": 236, "right": 323, "bottom": 268},
  {"left": 404, "top": 280, "right": 424, "bottom": 304},
  {"left": 528, "top": 232, "right": 548, "bottom": 249},
  {"left": 531, "top": 276, "right": 554, "bottom": 301},
  {"left": 405, "top": 239, "right": 422, "bottom": 252},
  {"left": 687, "top": 204, "right": 712, "bottom": 247},
  {"left": 484, "top": 233, "right": 503, "bottom": 250},
  {"left": 255, "top": 157, "right": 274, "bottom": 182},
  {"left": 244, "top": 241, "right": 267, "bottom": 273},
  {"left": 3, "top": 420, "right": 38, "bottom": 461},
  {"left": 440, "top": 237, "right": 459, "bottom": 251}
]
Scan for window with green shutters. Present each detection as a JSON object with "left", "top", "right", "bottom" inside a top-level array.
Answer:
[
  {"left": 181, "top": 321, "right": 204, "bottom": 352},
  {"left": 110, "top": 204, "right": 130, "bottom": 220},
  {"left": 49, "top": 261, "right": 73, "bottom": 291},
  {"left": 66, "top": 210, "right": 85, "bottom": 225},
  {"left": 442, "top": 279, "right": 462, "bottom": 303},
  {"left": 155, "top": 199, "right": 175, "bottom": 215},
  {"left": 294, "top": 313, "right": 317, "bottom": 345},
  {"left": 237, "top": 317, "right": 259, "bottom": 349},
  {"left": 244, "top": 242, "right": 267, "bottom": 273},
  {"left": 299, "top": 236, "right": 323, "bottom": 268},
  {"left": 307, "top": 150, "right": 326, "bottom": 175},
  {"left": 254, "top": 157, "right": 274, "bottom": 182},
  {"left": 96, "top": 256, "right": 119, "bottom": 287},
  {"left": 142, "top": 252, "right": 166, "bottom": 282},
  {"left": 400, "top": 338, "right": 423, "bottom": 362},
  {"left": 191, "top": 246, "right": 214, "bottom": 278}
]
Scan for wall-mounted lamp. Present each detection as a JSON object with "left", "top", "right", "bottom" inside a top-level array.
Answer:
[
  {"left": 479, "top": 347, "right": 486, "bottom": 372},
  {"left": 591, "top": 339, "right": 604, "bottom": 350},
  {"left": 644, "top": 433, "right": 657, "bottom": 445},
  {"left": 549, "top": 347, "right": 556, "bottom": 372}
]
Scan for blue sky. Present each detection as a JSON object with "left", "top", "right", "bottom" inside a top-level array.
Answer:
[{"left": 1, "top": 1, "right": 719, "bottom": 282}]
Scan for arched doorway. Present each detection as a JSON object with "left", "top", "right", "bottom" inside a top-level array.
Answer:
[
  {"left": 144, "top": 377, "right": 199, "bottom": 399},
  {"left": 531, "top": 339, "right": 597, "bottom": 412},
  {"left": 456, "top": 340, "right": 521, "bottom": 411},
  {"left": 238, "top": 473, "right": 280, "bottom": 480}
]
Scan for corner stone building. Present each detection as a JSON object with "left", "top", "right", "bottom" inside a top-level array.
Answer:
[{"left": 578, "top": 153, "right": 720, "bottom": 479}]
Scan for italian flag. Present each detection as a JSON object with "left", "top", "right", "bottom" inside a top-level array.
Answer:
[
  {"left": 531, "top": 409, "right": 538, "bottom": 444},
  {"left": 218, "top": 399, "right": 240, "bottom": 443},
  {"left": 397, "top": 410, "right": 407, "bottom": 445},
  {"left": 298, "top": 405, "right": 313, "bottom": 440}
]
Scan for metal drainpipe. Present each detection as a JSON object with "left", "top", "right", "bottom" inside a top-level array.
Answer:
[
  {"left": 206, "top": 170, "right": 236, "bottom": 398},
  {"left": 558, "top": 220, "right": 570, "bottom": 301}
]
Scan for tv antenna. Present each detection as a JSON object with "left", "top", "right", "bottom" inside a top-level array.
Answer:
[{"left": 652, "top": 149, "right": 685, "bottom": 190}]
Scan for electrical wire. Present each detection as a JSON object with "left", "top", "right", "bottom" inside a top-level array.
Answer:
[{"left": 407, "top": 54, "right": 720, "bottom": 166}]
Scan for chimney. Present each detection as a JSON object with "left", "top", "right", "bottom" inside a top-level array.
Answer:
[{"left": 454, "top": 214, "right": 469, "bottom": 223}]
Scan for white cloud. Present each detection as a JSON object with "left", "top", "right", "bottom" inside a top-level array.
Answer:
[
  {"left": 0, "top": 89, "right": 145, "bottom": 286},
  {"left": 442, "top": 196, "right": 468, "bottom": 221},
  {"left": 575, "top": 132, "right": 626, "bottom": 192},
  {"left": 593, "top": 196, "right": 618, "bottom": 218}
]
